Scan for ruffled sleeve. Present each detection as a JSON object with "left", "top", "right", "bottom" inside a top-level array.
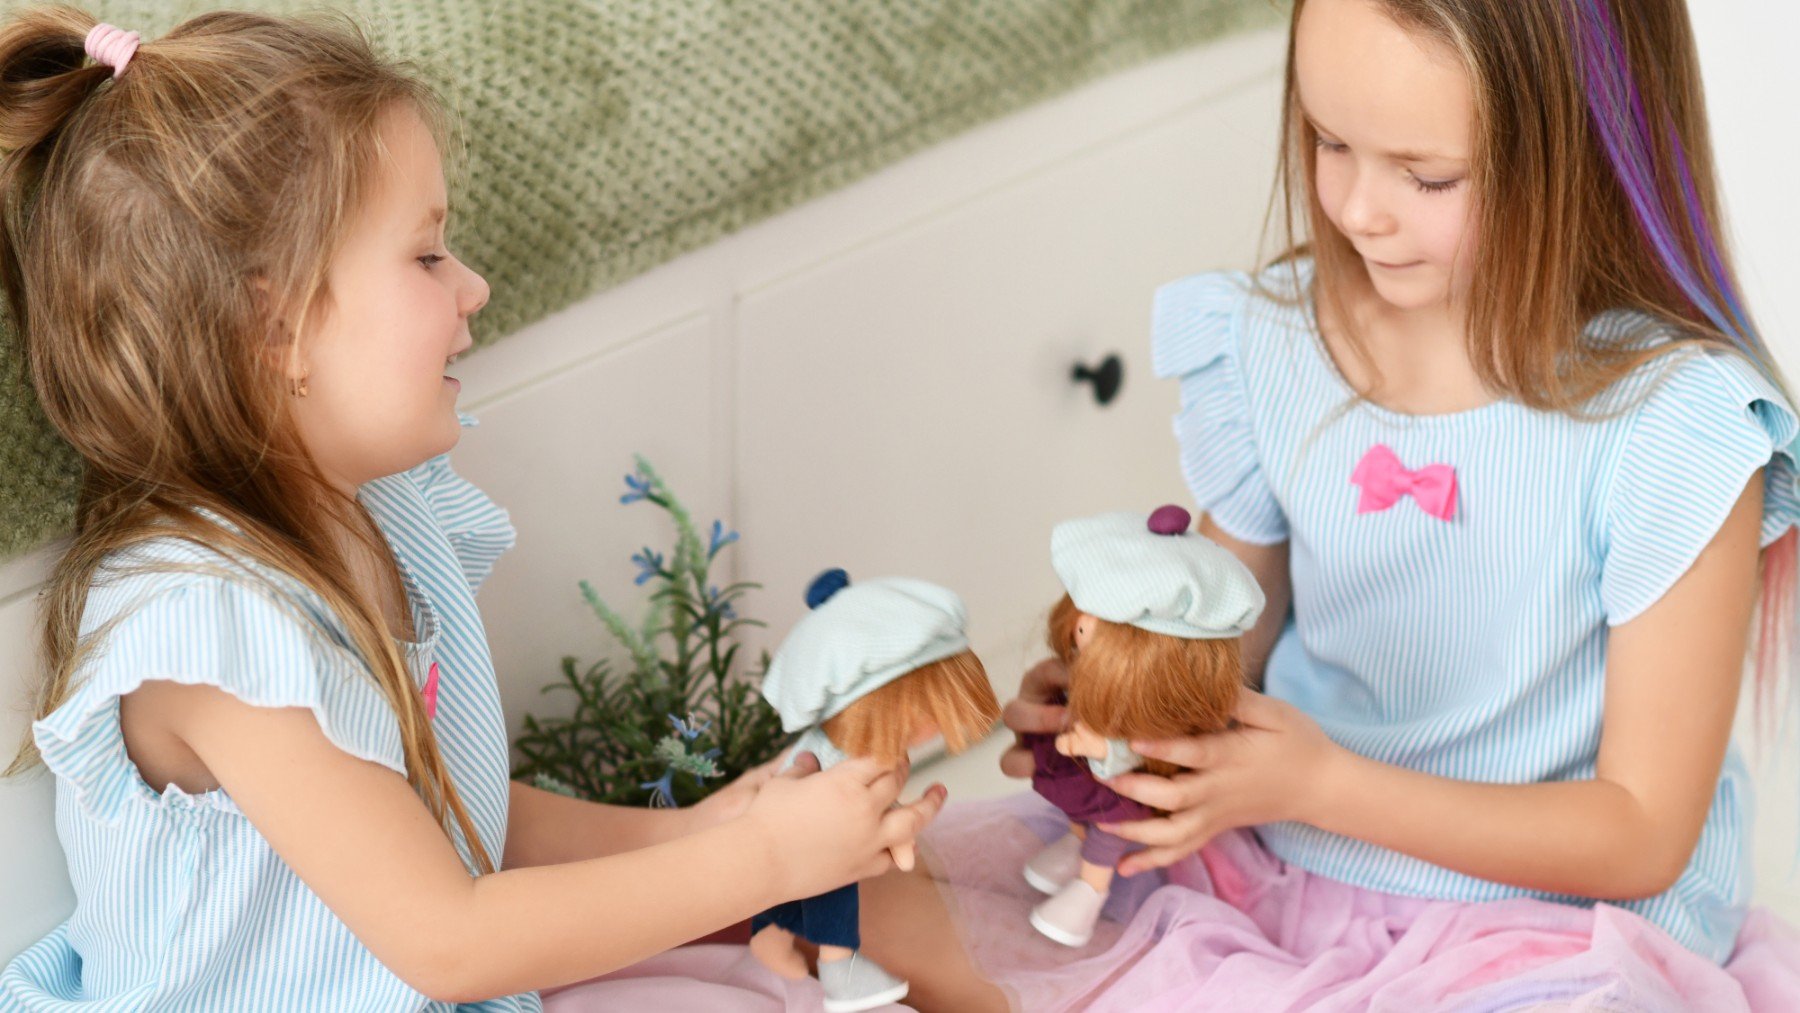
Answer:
[
  {"left": 33, "top": 572, "right": 407, "bottom": 826},
  {"left": 1150, "top": 272, "right": 1289, "bottom": 544},
  {"left": 410, "top": 412, "right": 518, "bottom": 596},
  {"left": 1599, "top": 347, "right": 1800, "bottom": 625}
]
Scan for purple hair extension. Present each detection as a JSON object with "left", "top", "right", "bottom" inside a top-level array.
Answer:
[
  {"left": 1570, "top": 0, "right": 1798, "bottom": 749},
  {"left": 1566, "top": 0, "right": 1759, "bottom": 354}
]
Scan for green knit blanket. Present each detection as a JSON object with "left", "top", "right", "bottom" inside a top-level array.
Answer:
[{"left": 0, "top": 0, "right": 1281, "bottom": 562}]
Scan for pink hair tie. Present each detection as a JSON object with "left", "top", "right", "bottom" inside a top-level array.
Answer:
[{"left": 84, "top": 23, "right": 139, "bottom": 79}]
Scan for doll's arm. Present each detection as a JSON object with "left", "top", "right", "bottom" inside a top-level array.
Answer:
[
  {"left": 1087, "top": 737, "right": 1145, "bottom": 779},
  {"left": 1055, "top": 721, "right": 1109, "bottom": 759}
]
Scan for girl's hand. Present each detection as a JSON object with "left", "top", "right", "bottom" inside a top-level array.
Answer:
[
  {"left": 740, "top": 755, "right": 947, "bottom": 900},
  {"left": 690, "top": 748, "right": 820, "bottom": 830},
  {"left": 999, "top": 657, "right": 1070, "bottom": 778},
  {"left": 1099, "top": 690, "right": 1342, "bottom": 876}
]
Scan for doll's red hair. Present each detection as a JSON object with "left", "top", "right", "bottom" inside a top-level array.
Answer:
[
  {"left": 822, "top": 650, "right": 1001, "bottom": 766},
  {"left": 1048, "top": 594, "right": 1241, "bottom": 778}
]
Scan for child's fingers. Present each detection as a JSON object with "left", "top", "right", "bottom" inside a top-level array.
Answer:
[
  {"left": 1232, "top": 689, "right": 1287, "bottom": 728},
  {"left": 888, "top": 840, "right": 916, "bottom": 872},
  {"left": 878, "top": 783, "right": 947, "bottom": 852},
  {"left": 1117, "top": 843, "right": 1196, "bottom": 878},
  {"left": 1096, "top": 810, "right": 1196, "bottom": 848},
  {"left": 999, "top": 742, "right": 1036, "bottom": 779},
  {"left": 835, "top": 755, "right": 894, "bottom": 786},
  {"left": 777, "top": 750, "right": 821, "bottom": 778},
  {"left": 747, "top": 749, "right": 792, "bottom": 782},
  {"left": 1020, "top": 657, "right": 1070, "bottom": 700},
  {"left": 859, "top": 851, "right": 899, "bottom": 881},
  {"left": 1002, "top": 697, "right": 1066, "bottom": 736},
  {"left": 1107, "top": 770, "right": 1201, "bottom": 811},
  {"left": 1130, "top": 733, "right": 1217, "bottom": 771},
  {"left": 829, "top": 757, "right": 905, "bottom": 811}
]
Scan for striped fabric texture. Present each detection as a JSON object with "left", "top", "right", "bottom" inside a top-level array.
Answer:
[
  {"left": 0, "top": 414, "right": 540, "bottom": 1011},
  {"left": 1150, "top": 258, "right": 1800, "bottom": 963}
]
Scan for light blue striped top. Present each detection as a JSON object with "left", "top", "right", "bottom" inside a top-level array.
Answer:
[
  {"left": 0, "top": 414, "right": 542, "bottom": 1012},
  {"left": 1151, "top": 258, "right": 1800, "bottom": 962}
]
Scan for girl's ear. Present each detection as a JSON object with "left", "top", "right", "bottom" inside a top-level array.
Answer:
[{"left": 249, "top": 274, "right": 305, "bottom": 382}]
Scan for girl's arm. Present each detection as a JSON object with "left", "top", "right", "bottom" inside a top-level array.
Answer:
[
  {"left": 503, "top": 781, "right": 696, "bottom": 867},
  {"left": 1107, "top": 474, "right": 1761, "bottom": 900},
  {"left": 503, "top": 749, "right": 812, "bottom": 868},
  {"left": 1199, "top": 515, "right": 1290, "bottom": 689},
  {"left": 162, "top": 686, "right": 940, "bottom": 1003}
]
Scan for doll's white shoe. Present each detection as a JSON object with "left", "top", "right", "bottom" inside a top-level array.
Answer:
[
  {"left": 818, "top": 952, "right": 909, "bottom": 1012},
  {"left": 1030, "top": 879, "right": 1105, "bottom": 948},
  {"left": 1022, "top": 831, "right": 1084, "bottom": 895}
]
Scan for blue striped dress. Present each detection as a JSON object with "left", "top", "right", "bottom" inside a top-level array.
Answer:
[
  {"left": 0, "top": 414, "right": 543, "bottom": 1012},
  {"left": 1151, "top": 258, "right": 1800, "bottom": 963}
]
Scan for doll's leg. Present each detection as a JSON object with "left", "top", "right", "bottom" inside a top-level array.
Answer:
[
  {"left": 805, "top": 884, "right": 911, "bottom": 1012},
  {"left": 856, "top": 864, "right": 1009, "bottom": 1013},
  {"left": 1029, "top": 823, "right": 1129, "bottom": 947},
  {"left": 1022, "top": 829, "right": 1086, "bottom": 894},
  {"left": 801, "top": 883, "right": 864, "bottom": 959},
  {"left": 1076, "top": 858, "right": 1116, "bottom": 895},
  {"left": 749, "top": 924, "right": 809, "bottom": 980}
]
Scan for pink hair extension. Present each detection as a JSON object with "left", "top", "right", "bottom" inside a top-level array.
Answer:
[
  {"left": 1569, "top": 0, "right": 1798, "bottom": 747},
  {"left": 1755, "top": 530, "right": 1797, "bottom": 757}
]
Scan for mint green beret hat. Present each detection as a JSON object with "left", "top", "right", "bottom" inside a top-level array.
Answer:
[
  {"left": 761, "top": 570, "right": 972, "bottom": 733},
  {"left": 1051, "top": 506, "right": 1265, "bottom": 639}
]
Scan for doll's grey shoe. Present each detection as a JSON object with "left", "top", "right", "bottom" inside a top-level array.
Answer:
[
  {"left": 1022, "top": 831, "right": 1084, "bottom": 895},
  {"left": 818, "top": 952, "right": 909, "bottom": 1012},
  {"left": 1030, "top": 879, "right": 1105, "bottom": 948}
]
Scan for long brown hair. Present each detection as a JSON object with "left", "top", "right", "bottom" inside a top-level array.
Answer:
[
  {"left": 821, "top": 650, "right": 1001, "bottom": 766},
  {"left": 0, "top": 5, "right": 492, "bottom": 873},
  {"left": 1048, "top": 595, "right": 1240, "bottom": 779},
  {"left": 1261, "top": 0, "right": 1796, "bottom": 726}
]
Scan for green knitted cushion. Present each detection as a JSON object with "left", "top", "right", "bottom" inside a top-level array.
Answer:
[{"left": 0, "top": 0, "right": 1282, "bottom": 562}]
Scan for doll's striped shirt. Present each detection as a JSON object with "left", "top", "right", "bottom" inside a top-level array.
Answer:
[
  {"left": 0, "top": 414, "right": 542, "bottom": 1012},
  {"left": 1152, "top": 258, "right": 1800, "bottom": 963}
]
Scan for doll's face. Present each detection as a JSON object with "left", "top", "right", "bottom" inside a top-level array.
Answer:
[{"left": 909, "top": 715, "right": 940, "bottom": 748}]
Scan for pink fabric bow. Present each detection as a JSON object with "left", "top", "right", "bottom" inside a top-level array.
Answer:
[
  {"left": 1351, "top": 444, "right": 1457, "bottom": 521},
  {"left": 422, "top": 661, "right": 441, "bottom": 719}
]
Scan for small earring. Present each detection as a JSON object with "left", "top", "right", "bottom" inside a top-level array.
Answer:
[{"left": 291, "top": 372, "right": 309, "bottom": 397}]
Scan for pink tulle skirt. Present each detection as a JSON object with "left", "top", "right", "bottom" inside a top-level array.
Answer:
[
  {"left": 537, "top": 791, "right": 1800, "bottom": 1011},
  {"left": 917, "top": 792, "right": 1800, "bottom": 1012}
]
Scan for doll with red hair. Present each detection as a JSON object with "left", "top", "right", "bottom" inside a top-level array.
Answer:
[
  {"left": 750, "top": 569, "right": 1001, "bottom": 1011},
  {"left": 1023, "top": 506, "right": 1265, "bottom": 947}
]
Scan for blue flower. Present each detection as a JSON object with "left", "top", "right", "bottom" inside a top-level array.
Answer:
[
  {"left": 640, "top": 771, "right": 678, "bottom": 808},
  {"left": 668, "top": 713, "right": 712, "bottom": 741},
  {"left": 705, "top": 585, "right": 737, "bottom": 620},
  {"left": 631, "top": 548, "right": 664, "bottom": 585},
  {"left": 620, "top": 471, "right": 653, "bottom": 505},
  {"left": 707, "top": 520, "right": 740, "bottom": 559}
]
